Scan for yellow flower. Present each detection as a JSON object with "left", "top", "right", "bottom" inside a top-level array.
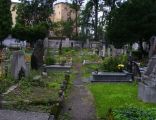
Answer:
[
  {"left": 25, "top": 55, "right": 31, "bottom": 62},
  {"left": 117, "top": 64, "right": 124, "bottom": 69}
]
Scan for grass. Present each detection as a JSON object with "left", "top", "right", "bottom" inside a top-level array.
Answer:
[
  {"left": 82, "top": 64, "right": 99, "bottom": 78},
  {"left": 0, "top": 74, "right": 16, "bottom": 93},
  {"left": 3, "top": 70, "right": 66, "bottom": 112},
  {"left": 88, "top": 83, "right": 156, "bottom": 119}
]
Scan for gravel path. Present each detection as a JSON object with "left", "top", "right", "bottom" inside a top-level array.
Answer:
[{"left": 59, "top": 63, "right": 96, "bottom": 120}]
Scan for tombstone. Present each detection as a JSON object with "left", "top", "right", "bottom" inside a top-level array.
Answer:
[
  {"left": 138, "top": 38, "right": 156, "bottom": 103},
  {"left": 86, "top": 39, "right": 90, "bottom": 48},
  {"left": 107, "top": 47, "right": 111, "bottom": 56},
  {"left": 65, "top": 38, "right": 70, "bottom": 47},
  {"left": 101, "top": 45, "right": 106, "bottom": 57},
  {"left": 149, "top": 36, "right": 156, "bottom": 58},
  {"left": 43, "top": 37, "right": 49, "bottom": 49},
  {"left": 43, "top": 38, "right": 48, "bottom": 62},
  {"left": 111, "top": 45, "right": 116, "bottom": 57},
  {"left": 11, "top": 51, "right": 29, "bottom": 80},
  {"left": 31, "top": 40, "right": 44, "bottom": 70}
]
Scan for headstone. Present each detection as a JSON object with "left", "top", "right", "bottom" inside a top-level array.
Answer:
[
  {"left": 31, "top": 40, "right": 44, "bottom": 70},
  {"left": 102, "top": 45, "right": 106, "bottom": 57},
  {"left": 138, "top": 39, "right": 156, "bottom": 103},
  {"left": 149, "top": 36, "right": 156, "bottom": 58},
  {"left": 107, "top": 47, "right": 111, "bottom": 56},
  {"left": 43, "top": 37, "right": 49, "bottom": 49},
  {"left": 11, "top": 51, "right": 29, "bottom": 79},
  {"left": 86, "top": 39, "right": 90, "bottom": 48},
  {"left": 65, "top": 38, "right": 70, "bottom": 47}
]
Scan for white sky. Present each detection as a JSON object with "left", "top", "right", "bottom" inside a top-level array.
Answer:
[
  {"left": 12, "top": 0, "right": 88, "bottom": 4},
  {"left": 11, "top": 0, "right": 88, "bottom": 4}
]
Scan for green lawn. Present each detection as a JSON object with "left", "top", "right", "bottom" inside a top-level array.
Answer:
[{"left": 88, "top": 83, "right": 156, "bottom": 119}]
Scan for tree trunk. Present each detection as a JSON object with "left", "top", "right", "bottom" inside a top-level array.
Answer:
[
  {"left": 0, "top": 41, "right": 3, "bottom": 48},
  {"left": 59, "top": 39, "right": 62, "bottom": 55},
  {"left": 94, "top": 0, "right": 98, "bottom": 41},
  {"left": 75, "top": 0, "right": 78, "bottom": 38}
]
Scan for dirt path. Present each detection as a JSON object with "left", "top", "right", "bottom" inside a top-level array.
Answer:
[{"left": 59, "top": 63, "right": 96, "bottom": 120}]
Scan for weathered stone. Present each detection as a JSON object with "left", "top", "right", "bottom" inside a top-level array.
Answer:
[
  {"left": 44, "top": 65, "right": 71, "bottom": 72},
  {"left": 149, "top": 36, "right": 156, "bottom": 58},
  {"left": 138, "top": 82, "right": 156, "bottom": 103},
  {"left": 10, "top": 51, "right": 29, "bottom": 80},
  {"left": 0, "top": 110, "right": 50, "bottom": 120},
  {"left": 138, "top": 40, "right": 156, "bottom": 103},
  {"left": 144, "top": 56, "right": 156, "bottom": 76},
  {"left": 33, "top": 75, "right": 41, "bottom": 81}
]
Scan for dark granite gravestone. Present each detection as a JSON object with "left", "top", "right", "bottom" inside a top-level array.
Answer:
[
  {"left": 31, "top": 40, "right": 44, "bottom": 70},
  {"left": 11, "top": 51, "right": 29, "bottom": 80},
  {"left": 91, "top": 71, "right": 132, "bottom": 82}
]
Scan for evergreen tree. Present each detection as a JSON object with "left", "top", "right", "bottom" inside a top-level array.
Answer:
[
  {"left": 0, "top": 0, "right": 12, "bottom": 45},
  {"left": 16, "top": 0, "right": 55, "bottom": 26},
  {"left": 106, "top": 0, "right": 156, "bottom": 51},
  {"left": 70, "top": 0, "right": 84, "bottom": 38}
]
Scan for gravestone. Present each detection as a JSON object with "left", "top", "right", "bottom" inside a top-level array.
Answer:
[
  {"left": 43, "top": 38, "right": 49, "bottom": 62},
  {"left": 107, "top": 47, "right": 111, "bottom": 56},
  {"left": 138, "top": 37, "right": 156, "bottom": 103},
  {"left": 43, "top": 38, "right": 49, "bottom": 49},
  {"left": 31, "top": 40, "right": 44, "bottom": 70},
  {"left": 102, "top": 45, "right": 106, "bottom": 57},
  {"left": 149, "top": 36, "right": 156, "bottom": 58},
  {"left": 11, "top": 51, "right": 29, "bottom": 80}
]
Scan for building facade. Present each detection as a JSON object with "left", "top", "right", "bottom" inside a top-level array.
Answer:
[
  {"left": 50, "top": 2, "right": 76, "bottom": 22},
  {"left": 11, "top": 2, "right": 17, "bottom": 26},
  {"left": 11, "top": 2, "right": 77, "bottom": 26}
]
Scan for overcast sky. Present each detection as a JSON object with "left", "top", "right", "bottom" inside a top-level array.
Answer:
[
  {"left": 11, "top": 0, "right": 88, "bottom": 6},
  {"left": 12, "top": 0, "right": 67, "bottom": 2}
]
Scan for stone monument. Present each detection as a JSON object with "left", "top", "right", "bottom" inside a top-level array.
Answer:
[
  {"left": 149, "top": 36, "right": 156, "bottom": 58},
  {"left": 11, "top": 51, "right": 29, "bottom": 80},
  {"left": 138, "top": 37, "right": 156, "bottom": 103}
]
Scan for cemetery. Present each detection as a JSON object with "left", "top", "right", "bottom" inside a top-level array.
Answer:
[
  {"left": 0, "top": 41, "right": 156, "bottom": 119},
  {"left": 0, "top": 46, "right": 75, "bottom": 119},
  {"left": 1, "top": 0, "right": 156, "bottom": 119}
]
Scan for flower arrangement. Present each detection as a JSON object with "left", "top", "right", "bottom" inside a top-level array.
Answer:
[
  {"left": 25, "top": 55, "right": 31, "bottom": 62},
  {"left": 117, "top": 64, "right": 124, "bottom": 72}
]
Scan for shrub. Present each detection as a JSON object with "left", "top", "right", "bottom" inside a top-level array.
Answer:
[
  {"left": 45, "top": 56, "right": 56, "bottom": 65},
  {"left": 100, "top": 55, "right": 128, "bottom": 72},
  {"left": 132, "top": 50, "right": 148, "bottom": 61},
  {"left": 48, "top": 82, "right": 60, "bottom": 89},
  {"left": 12, "top": 23, "right": 48, "bottom": 46},
  {"left": 112, "top": 107, "right": 156, "bottom": 120}
]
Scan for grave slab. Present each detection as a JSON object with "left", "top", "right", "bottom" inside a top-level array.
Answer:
[
  {"left": 45, "top": 65, "right": 71, "bottom": 71},
  {"left": 91, "top": 71, "right": 132, "bottom": 82},
  {"left": 0, "top": 110, "right": 51, "bottom": 120}
]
